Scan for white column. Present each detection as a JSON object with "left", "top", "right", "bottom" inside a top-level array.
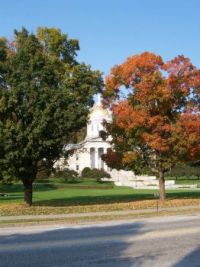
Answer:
[
  {"left": 99, "top": 148, "right": 104, "bottom": 170},
  {"left": 90, "top": 147, "right": 95, "bottom": 168},
  {"left": 104, "top": 148, "right": 110, "bottom": 172},
  {"left": 95, "top": 148, "right": 99, "bottom": 169}
]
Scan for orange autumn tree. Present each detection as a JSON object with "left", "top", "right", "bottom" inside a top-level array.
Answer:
[{"left": 103, "top": 52, "right": 200, "bottom": 200}]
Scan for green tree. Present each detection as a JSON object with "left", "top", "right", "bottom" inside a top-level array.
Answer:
[{"left": 0, "top": 28, "right": 103, "bottom": 206}]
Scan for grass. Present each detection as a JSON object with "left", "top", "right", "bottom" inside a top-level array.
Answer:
[
  {"left": 0, "top": 182, "right": 155, "bottom": 206},
  {"left": 1, "top": 181, "right": 200, "bottom": 207},
  {"left": 1, "top": 180, "right": 200, "bottom": 217},
  {"left": 166, "top": 177, "right": 200, "bottom": 187},
  {"left": 175, "top": 179, "right": 200, "bottom": 186}
]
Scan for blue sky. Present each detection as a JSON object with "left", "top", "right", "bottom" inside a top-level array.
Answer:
[{"left": 0, "top": 0, "right": 200, "bottom": 76}]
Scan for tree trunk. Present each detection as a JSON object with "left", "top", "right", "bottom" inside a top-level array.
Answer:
[
  {"left": 23, "top": 180, "right": 33, "bottom": 206},
  {"left": 159, "top": 169, "right": 166, "bottom": 200}
]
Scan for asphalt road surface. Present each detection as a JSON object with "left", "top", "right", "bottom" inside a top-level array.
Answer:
[{"left": 0, "top": 214, "right": 200, "bottom": 267}]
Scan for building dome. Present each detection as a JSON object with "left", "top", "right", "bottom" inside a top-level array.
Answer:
[
  {"left": 86, "top": 99, "right": 112, "bottom": 139},
  {"left": 89, "top": 102, "right": 112, "bottom": 122}
]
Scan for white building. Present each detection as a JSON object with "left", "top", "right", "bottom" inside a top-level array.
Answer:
[
  {"left": 57, "top": 99, "right": 112, "bottom": 173},
  {"left": 55, "top": 98, "right": 196, "bottom": 189}
]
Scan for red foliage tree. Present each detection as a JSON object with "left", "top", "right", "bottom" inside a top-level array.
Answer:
[
  {"left": 103, "top": 52, "right": 200, "bottom": 200},
  {"left": 101, "top": 148, "right": 123, "bottom": 170}
]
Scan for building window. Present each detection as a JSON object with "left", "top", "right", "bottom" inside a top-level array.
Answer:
[
  {"left": 76, "top": 165, "right": 79, "bottom": 171},
  {"left": 76, "top": 154, "right": 79, "bottom": 160}
]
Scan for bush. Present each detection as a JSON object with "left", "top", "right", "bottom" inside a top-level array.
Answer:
[
  {"left": 81, "top": 167, "right": 91, "bottom": 178},
  {"left": 81, "top": 167, "right": 110, "bottom": 181},
  {"left": 53, "top": 168, "right": 79, "bottom": 183}
]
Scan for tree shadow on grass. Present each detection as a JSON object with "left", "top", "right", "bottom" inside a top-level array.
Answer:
[
  {"left": 34, "top": 190, "right": 200, "bottom": 207},
  {"left": 34, "top": 193, "right": 155, "bottom": 207},
  {"left": 0, "top": 184, "right": 57, "bottom": 203},
  {"left": 167, "top": 191, "right": 200, "bottom": 199},
  {"left": 0, "top": 184, "right": 24, "bottom": 193},
  {"left": 0, "top": 183, "right": 57, "bottom": 193}
]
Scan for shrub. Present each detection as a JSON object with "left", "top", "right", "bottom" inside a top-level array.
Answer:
[
  {"left": 81, "top": 167, "right": 110, "bottom": 181},
  {"left": 81, "top": 167, "right": 92, "bottom": 178},
  {"left": 53, "top": 168, "right": 79, "bottom": 182}
]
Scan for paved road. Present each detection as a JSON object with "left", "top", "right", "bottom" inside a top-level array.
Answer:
[{"left": 0, "top": 214, "right": 200, "bottom": 267}]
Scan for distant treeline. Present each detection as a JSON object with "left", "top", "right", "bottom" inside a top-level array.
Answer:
[{"left": 166, "top": 162, "right": 200, "bottom": 179}]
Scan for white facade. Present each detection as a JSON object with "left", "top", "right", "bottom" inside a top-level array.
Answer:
[
  {"left": 60, "top": 100, "right": 112, "bottom": 173},
  {"left": 55, "top": 98, "right": 196, "bottom": 189}
]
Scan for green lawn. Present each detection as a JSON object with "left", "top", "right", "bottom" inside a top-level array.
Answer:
[
  {"left": 1, "top": 180, "right": 200, "bottom": 207},
  {"left": 166, "top": 177, "right": 200, "bottom": 187},
  {"left": 175, "top": 179, "right": 200, "bottom": 186}
]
